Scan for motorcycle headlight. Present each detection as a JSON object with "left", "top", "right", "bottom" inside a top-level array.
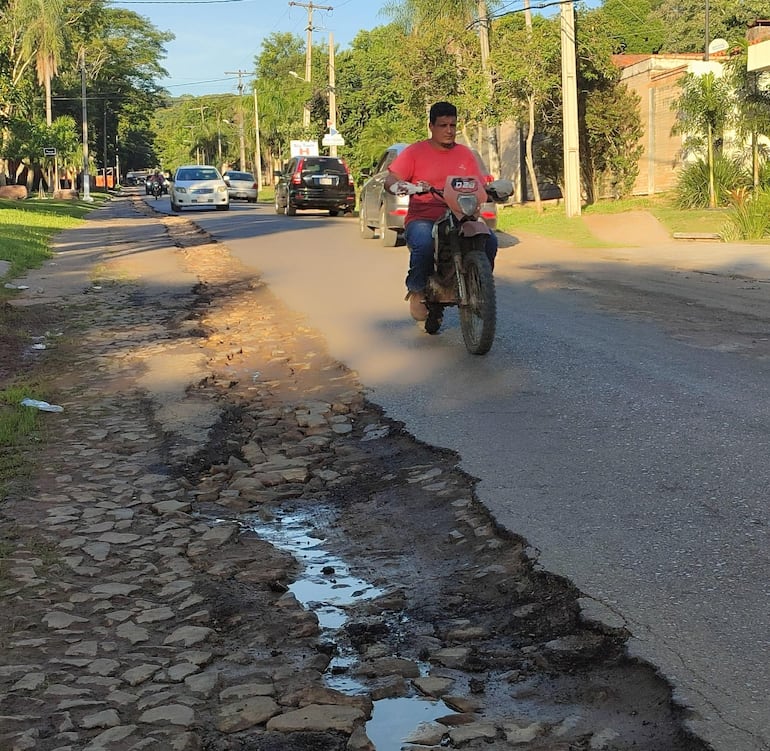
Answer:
[{"left": 457, "top": 194, "right": 479, "bottom": 217}]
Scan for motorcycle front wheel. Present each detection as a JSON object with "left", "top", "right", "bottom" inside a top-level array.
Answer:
[{"left": 459, "top": 249, "right": 496, "bottom": 355}]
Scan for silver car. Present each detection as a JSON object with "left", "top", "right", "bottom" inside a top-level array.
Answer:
[
  {"left": 358, "top": 143, "right": 498, "bottom": 247},
  {"left": 223, "top": 170, "right": 258, "bottom": 203}
]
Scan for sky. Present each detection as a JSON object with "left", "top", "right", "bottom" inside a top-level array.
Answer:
[{"left": 110, "top": 0, "right": 397, "bottom": 96}]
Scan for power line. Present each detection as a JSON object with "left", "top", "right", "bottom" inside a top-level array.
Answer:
[{"left": 112, "top": 0, "right": 248, "bottom": 4}]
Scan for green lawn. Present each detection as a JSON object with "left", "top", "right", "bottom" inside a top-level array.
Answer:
[{"left": 496, "top": 194, "right": 731, "bottom": 247}]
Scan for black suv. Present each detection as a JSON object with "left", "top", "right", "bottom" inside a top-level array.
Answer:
[{"left": 274, "top": 156, "right": 355, "bottom": 216}]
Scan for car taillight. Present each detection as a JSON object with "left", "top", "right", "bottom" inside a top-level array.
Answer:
[
  {"left": 291, "top": 159, "right": 304, "bottom": 185},
  {"left": 341, "top": 159, "right": 355, "bottom": 186}
]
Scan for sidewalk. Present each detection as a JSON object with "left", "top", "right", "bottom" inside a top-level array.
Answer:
[{"left": 1, "top": 196, "right": 377, "bottom": 749}]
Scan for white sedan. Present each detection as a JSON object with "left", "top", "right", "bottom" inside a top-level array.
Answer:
[{"left": 169, "top": 165, "right": 229, "bottom": 211}]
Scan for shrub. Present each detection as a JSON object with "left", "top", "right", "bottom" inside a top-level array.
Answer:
[
  {"left": 674, "top": 155, "right": 748, "bottom": 208},
  {"left": 721, "top": 187, "right": 770, "bottom": 240}
]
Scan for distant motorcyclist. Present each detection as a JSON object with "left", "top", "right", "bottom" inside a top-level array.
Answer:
[
  {"left": 384, "top": 101, "right": 497, "bottom": 321},
  {"left": 147, "top": 169, "right": 165, "bottom": 195}
]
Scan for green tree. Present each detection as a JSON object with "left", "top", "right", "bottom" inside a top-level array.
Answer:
[
  {"left": 0, "top": 0, "right": 170, "bottom": 184},
  {"left": 253, "top": 32, "right": 311, "bottom": 168},
  {"left": 653, "top": 0, "right": 768, "bottom": 53},
  {"left": 593, "top": 0, "right": 664, "bottom": 53},
  {"left": 725, "top": 39, "right": 770, "bottom": 187},
  {"left": 18, "top": 0, "right": 66, "bottom": 125},
  {"left": 671, "top": 71, "right": 734, "bottom": 207},
  {"left": 492, "top": 14, "right": 561, "bottom": 210},
  {"left": 382, "top": 0, "right": 503, "bottom": 174},
  {"left": 334, "top": 25, "right": 422, "bottom": 178},
  {"left": 582, "top": 81, "right": 643, "bottom": 198}
]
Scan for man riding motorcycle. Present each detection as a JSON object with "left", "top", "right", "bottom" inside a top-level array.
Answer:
[
  {"left": 147, "top": 169, "right": 166, "bottom": 195},
  {"left": 383, "top": 101, "right": 498, "bottom": 322}
]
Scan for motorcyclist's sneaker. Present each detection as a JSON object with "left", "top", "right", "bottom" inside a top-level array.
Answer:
[{"left": 407, "top": 291, "right": 428, "bottom": 321}]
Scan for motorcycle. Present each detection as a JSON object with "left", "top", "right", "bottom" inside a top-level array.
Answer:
[
  {"left": 401, "top": 175, "right": 513, "bottom": 355},
  {"left": 149, "top": 179, "right": 164, "bottom": 200}
]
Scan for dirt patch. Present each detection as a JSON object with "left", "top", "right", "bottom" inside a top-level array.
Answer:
[{"left": 581, "top": 210, "right": 672, "bottom": 247}]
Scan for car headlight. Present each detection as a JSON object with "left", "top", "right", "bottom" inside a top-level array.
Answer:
[
  {"left": 457, "top": 194, "right": 479, "bottom": 216},
  {"left": 217, "top": 185, "right": 227, "bottom": 194},
  {"left": 176, "top": 186, "right": 187, "bottom": 194}
]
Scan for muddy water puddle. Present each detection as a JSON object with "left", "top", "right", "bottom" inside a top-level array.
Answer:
[
  {"left": 245, "top": 506, "right": 455, "bottom": 747},
  {"left": 240, "top": 501, "right": 708, "bottom": 751}
]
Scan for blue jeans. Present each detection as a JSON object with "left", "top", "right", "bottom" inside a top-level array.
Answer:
[{"left": 404, "top": 219, "right": 498, "bottom": 293}]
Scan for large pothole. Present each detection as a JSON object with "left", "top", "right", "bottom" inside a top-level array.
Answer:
[{"left": 154, "top": 200, "right": 712, "bottom": 750}]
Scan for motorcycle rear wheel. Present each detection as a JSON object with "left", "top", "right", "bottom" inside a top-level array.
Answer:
[{"left": 459, "top": 250, "right": 496, "bottom": 355}]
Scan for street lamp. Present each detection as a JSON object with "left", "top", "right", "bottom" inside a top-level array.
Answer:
[{"left": 289, "top": 70, "right": 311, "bottom": 128}]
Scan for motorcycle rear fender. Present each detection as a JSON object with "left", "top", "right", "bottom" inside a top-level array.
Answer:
[{"left": 458, "top": 220, "right": 491, "bottom": 238}]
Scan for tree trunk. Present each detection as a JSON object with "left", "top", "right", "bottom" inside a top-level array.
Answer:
[
  {"left": 525, "top": 94, "right": 542, "bottom": 213},
  {"left": 707, "top": 122, "right": 716, "bottom": 208},
  {"left": 45, "top": 71, "right": 53, "bottom": 126}
]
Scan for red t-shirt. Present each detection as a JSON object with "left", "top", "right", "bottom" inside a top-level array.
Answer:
[{"left": 388, "top": 140, "right": 484, "bottom": 225}]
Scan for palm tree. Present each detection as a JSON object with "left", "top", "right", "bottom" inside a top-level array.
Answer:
[
  {"left": 19, "top": 0, "right": 66, "bottom": 125},
  {"left": 672, "top": 71, "right": 733, "bottom": 209}
]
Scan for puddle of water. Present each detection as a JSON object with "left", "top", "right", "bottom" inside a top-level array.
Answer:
[
  {"left": 246, "top": 508, "right": 450, "bottom": 747},
  {"left": 248, "top": 509, "right": 381, "bottom": 631},
  {"left": 366, "top": 696, "right": 449, "bottom": 749}
]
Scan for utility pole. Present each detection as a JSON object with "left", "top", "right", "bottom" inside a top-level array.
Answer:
[
  {"left": 560, "top": 0, "right": 581, "bottom": 217},
  {"left": 253, "top": 88, "right": 262, "bottom": 189},
  {"left": 328, "top": 32, "right": 337, "bottom": 156},
  {"left": 103, "top": 105, "right": 108, "bottom": 188},
  {"left": 289, "top": 1, "right": 333, "bottom": 128},
  {"left": 79, "top": 50, "right": 93, "bottom": 203},
  {"left": 476, "top": 0, "right": 500, "bottom": 178},
  {"left": 225, "top": 69, "right": 248, "bottom": 169}
]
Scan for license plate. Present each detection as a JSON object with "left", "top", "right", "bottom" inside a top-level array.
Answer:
[{"left": 319, "top": 177, "right": 333, "bottom": 185}]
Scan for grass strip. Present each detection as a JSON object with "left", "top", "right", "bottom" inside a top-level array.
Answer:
[
  {"left": 496, "top": 194, "right": 730, "bottom": 247},
  {"left": 0, "top": 382, "right": 47, "bottom": 501},
  {"left": 0, "top": 197, "right": 95, "bottom": 285}
]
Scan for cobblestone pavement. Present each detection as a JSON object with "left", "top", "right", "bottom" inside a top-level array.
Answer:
[
  {"left": 1, "top": 196, "right": 378, "bottom": 750},
  {"left": 0, "top": 195, "right": 711, "bottom": 751}
]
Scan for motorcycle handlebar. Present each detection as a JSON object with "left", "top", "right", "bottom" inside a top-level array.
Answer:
[{"left": 392, "top": 179, "right": 511, "bottom": 202}]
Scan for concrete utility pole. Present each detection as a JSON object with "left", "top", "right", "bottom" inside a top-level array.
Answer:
[
  {"left": 225, "top": 69, "right": 248, "bottom": 170},
  {"left": 79, "top": 50, "right": 93, "bottom": 203},
  {"left": 253, "top": 88, "right": 262, "bottom": 188},
  {"left": 476, "top": 0, "right": 500, "bottom": 178},
  {"left": 328, "top": 31, "right": 337, "bottom": 156},
  {"left": 289, "top": 1, "right": 333, "bottom": 128},
  {"left": 560, "top": 0, "right": 581, "bottom": 217}
]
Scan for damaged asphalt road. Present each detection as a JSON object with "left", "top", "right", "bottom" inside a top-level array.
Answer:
[{"left": 0, "top": 194, "right": 713, "bottom": 750}]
